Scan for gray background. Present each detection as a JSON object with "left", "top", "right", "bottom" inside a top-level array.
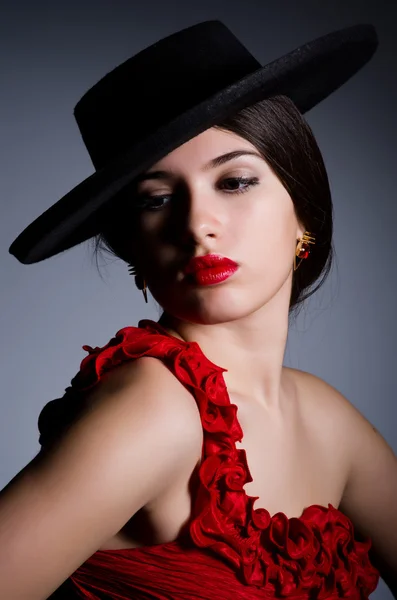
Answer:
[{"left": 1, "top": 1, "right": 396, "bottom": 598}]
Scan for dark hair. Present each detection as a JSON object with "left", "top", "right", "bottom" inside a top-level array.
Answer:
[{"left": 90, "top": 95, "right": 334, "bottom": 319}]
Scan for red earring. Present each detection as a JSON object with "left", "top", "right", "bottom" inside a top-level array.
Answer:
[{"left": 294, "top": 231, "right": 316, "bottom": 272}]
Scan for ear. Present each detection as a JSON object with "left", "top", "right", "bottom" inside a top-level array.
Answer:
[{"left": 296, "top": 224, "right": 305, "bottom": 240}]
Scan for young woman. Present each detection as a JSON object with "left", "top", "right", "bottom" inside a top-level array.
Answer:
[{"left": 2, "top": 20, "right": 397, "bottom": 600}]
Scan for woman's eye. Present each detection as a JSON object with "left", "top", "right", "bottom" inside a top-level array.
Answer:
[
  {"left": 133, "top": 194, "right": 171, "bottom": 211},
  {"left": 221, "top": 176, "right": 260, "bottom": 193},
  {"left": 135, "top": 176, "right": 259, "bottom": 211}
]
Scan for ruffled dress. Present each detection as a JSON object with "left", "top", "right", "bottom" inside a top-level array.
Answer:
[{"left": 39, "top": 319, "right": 380, "bottom": 599}]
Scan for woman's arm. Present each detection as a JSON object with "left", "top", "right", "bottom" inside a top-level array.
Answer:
[{"left": 0, "top": 356, "right": 202, "bottom": 600}]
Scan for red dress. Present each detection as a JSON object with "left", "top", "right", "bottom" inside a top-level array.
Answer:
[{"left": 40, "top": 319, "right": 380, "bottom": 599}]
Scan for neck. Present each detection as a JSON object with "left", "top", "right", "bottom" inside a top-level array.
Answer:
[{"left": 157, "top": 278, "right": 294, "bottom": 413}]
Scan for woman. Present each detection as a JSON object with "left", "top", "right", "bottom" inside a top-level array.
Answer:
[{"left": 2, "top": 20, "right": 397, "bottom": 600}]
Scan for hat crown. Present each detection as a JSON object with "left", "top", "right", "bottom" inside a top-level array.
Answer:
[{"left": 74, "top": 21, "right": 260, "bottom": 169}]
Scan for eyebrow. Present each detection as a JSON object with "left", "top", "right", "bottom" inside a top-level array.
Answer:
[{"left": 134, "top": 150, "right": 264, "bottom": 183}]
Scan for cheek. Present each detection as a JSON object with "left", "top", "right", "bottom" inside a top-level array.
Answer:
[{"left": 236, "top": 191, "right": 298, "bottom": 261}]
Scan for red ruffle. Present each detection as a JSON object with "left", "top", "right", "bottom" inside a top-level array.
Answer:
[{"left": 65, "top": 319, "right": 379, "bottom": 598}]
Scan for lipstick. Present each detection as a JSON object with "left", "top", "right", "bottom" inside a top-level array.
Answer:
[{"left": 184, "top": 254, "right": 238, "bottom": 286}]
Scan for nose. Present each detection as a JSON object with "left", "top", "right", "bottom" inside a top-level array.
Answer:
[{"left": 178, "top": 186, "right": 224, "bottom": 248}]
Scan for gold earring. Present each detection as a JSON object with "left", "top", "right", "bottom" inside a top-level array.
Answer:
[
  {"left": 127, "top": 263, "right": 148, "bottom": 303},
  {"left": 294, "top": 231, "right": 316, "bottom": 272}
]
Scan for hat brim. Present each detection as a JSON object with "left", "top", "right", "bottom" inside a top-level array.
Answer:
[{"left": 9, "top": 24, "right": 377, "bottom": 264}]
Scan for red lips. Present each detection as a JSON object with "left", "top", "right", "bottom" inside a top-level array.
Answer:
[{"left": 184, "top": 254, "right": 238, "bottom": 275}]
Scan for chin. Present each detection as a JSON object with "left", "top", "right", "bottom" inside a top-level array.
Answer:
[{"left": 158, "top": 292, "right": 266, "bottom": 326}]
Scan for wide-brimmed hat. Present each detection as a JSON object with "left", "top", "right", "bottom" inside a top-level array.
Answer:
[{"left": 9, "top": 20, "right": 378, "bottom": 265}]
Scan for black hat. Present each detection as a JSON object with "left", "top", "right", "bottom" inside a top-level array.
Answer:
[{"left": 9, "top": 20, "right": 378, "bottom": 265}]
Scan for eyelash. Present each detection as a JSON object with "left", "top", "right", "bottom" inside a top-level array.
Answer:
[{"left": 134, "top": 177, "right": 260, "bottom": 211}]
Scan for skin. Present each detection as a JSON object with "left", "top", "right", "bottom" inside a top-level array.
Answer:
[{"left": 119, "top": 126, "right": 305, "bottom": 413}]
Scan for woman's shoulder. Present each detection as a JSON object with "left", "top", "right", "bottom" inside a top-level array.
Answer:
[
  {"left": 83, "top": 355, "right": 204, "bottom": 447},
  {"left": 38, "top": 349, "right": 203, "bottom": 463},
  {"left": 286, "top": 366, "right": 369, "bottom": 424},
  {"left": 284, "top": 366, "right": 382, "bottom": 468},
  {"left": 285, "top": 366, "right": 364, "bottom": 431}
]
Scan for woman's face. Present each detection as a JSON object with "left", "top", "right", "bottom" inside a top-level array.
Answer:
[{"left": 123, "top": 126, "right": 304, "bottom": 324}]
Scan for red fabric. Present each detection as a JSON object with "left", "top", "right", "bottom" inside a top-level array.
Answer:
[{"left": 52, "top": 320, "right": 379, "bottom": 599}]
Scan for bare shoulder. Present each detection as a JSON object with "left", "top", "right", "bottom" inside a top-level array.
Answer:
[
  {"left": 283, "top": 367, "right": 380, "bottom": 472},
  {"left": 0, "top": 355, "right": 203, "bottom": 600},
  {"left": 83, "top": 355, "right": 201, "bottom": 423},
  {"left": 285, "top": 366, "right": 395, "bottom": 482},
  {"left": 285, "top": 366, "right": 376, "bottom": 432}
]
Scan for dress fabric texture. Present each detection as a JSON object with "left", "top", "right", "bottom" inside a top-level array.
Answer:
[{"left": 44, "top": 319, "right": 380, "bottom": 599}]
